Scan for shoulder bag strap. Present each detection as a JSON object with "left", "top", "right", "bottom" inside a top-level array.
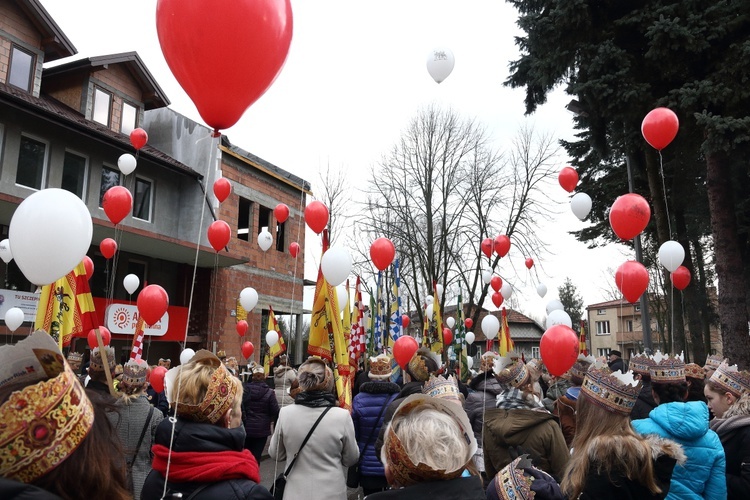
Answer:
[
  {"left": 358, "top": 394, "right": 395, "bottom": 462},
  {"left": 129, "top": 405, "right": 154, "bottom": 468},
  {"left": 282, "top": 406, "right": 332, "bottom": 477}
]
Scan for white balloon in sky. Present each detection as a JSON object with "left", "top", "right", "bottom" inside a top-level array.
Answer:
[
  {"left": 435, "top": 284, "right": 444, "bottom": 298},
  {"left": 257, "top": 227, "right": 273, "bottom": 252},
  {"left": 180, "top": 348, "right": 195, "bottom": 365},
  {"left": 546, "top": 309, "right": 572, "bottom": 329},
  {"left": 266, "top": 330, "right": 279, "bottom": 347},
  {"left": 5, "top": 307, "right": 24, "bottom": 332},
  {"left": 500, "top": 282, "right": 513, "bottom": 300},
  {"left": 546, "top": 299, "right": 564, "bottom": 315},
  {"left": 0, "top": 239, "right": 12, "bottom": 264},
  {"left": 321, "top": 246, "right": 351, "bottom": 286},
  {"left": 240, "top": 287, "right": 258, "bottom": 312},
  {"left": 123, "top": 274, "right": 140, "bottom": 295},
  {"left": 482, "top": 269, "right": 492, "bottom": 285},
  {"left": 465, "top": 331, "right": 475, "bottom": 344},
  {"left": 425, "top": 295, "right": 434, "bottom": 305},
  {"left": 336, "top": 284, "right": 348, "bottom": 313},
  {"left": 570, "top": 192, "right": 593, "bottom": 221},
  {"left": 481, "top": 314, "right": 500, "bottom": 340},
  {"left": 658, "top": 240, "right": 685, "bottom": 273},
  {"left": 536, "top": 283, "right": 548, "bottom": 298},
  {"left": 425, "top": 304, "right": 434, "bottom": 321},
  {"left": 426, "top": 47, "right": 455, "bottom": 84},
  {"left": 446, "top": 317, "right": 456, "bottom": 329}
]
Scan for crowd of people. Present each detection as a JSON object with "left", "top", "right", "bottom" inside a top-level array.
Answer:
[{"left": 1, "top": 329, "right": 749, "bottom": 500}]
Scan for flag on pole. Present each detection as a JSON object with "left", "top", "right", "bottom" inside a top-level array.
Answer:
[
  {"left": 431, "top": 282, "right": 443, "bottom": 356},
  {"left": 348, "top": 276, "right": 365, "bottom": 368},
  {"left": 366, "top": 293, "right": 376, "bottom": 357},
  {"left": 388, "top": 258, "right": 402, "bottom": 341},
  {"left": 373, "top": 271, "right": 384, "bottom": 354},
  {"left": 579, "top": 320, "right": 588, "bottom": 355},
  {"left": 456, "top": 290, "right": 470, "bottom": 382},
  {"left": 263, "top": 305, "right": 287, "bottom": 375},
  {"left": 499, "top": 307, "right": 515, "bottom": 356},
  {"left": 130, "top": 316, "right": 147, "bottom": 360},
  {"left": 35, "top": 261, "right": 97, "bottom": 350}
]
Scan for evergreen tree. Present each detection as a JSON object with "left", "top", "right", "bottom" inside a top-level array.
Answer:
[{"left": 558, "top": 278, "right": 584, "bottom": 332}]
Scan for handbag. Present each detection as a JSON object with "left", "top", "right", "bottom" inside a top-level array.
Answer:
[
  {"left": 126, "top": 406, "right": 154, "bottom": 494},
  {"left": 270, "top": 406, "right": 332, "bottom": 500},
  {"left": 346, "top": 394, "right": 395, "bottom": 488}
]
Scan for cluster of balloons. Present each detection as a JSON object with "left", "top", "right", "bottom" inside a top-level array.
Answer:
[
  {"left": 480, "top": 234, "right": 512, "bottom": 260},
  {"left": 559, "top": 166, "right": 593, "bottom": 222}
]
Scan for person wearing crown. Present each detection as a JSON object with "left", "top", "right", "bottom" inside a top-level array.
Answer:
[
  {"left": 553, "top": 354, "right": 593, "bottom": 447},
  {"left": 560, "top": 365, "right": 685, "bottom": 499},
  {"left": 703, "top": 354, "right": 723, "bottom": 378},
  {"left": 706, "top": 359, "right": 750, "bottom": 499},
  {"left": 632, "top": 355, "right": 726, "bottom": 499},
  {"left": 685, "top": 363, "right": 707, "bottom": 403},
  {"left": 483, "top": 354, "right": 568, "bottom": 480},
  {"left": 87, "top": 345, "right": 117, "bottom": 397},
  {"left": 486, "top": 455, "right": 565, "bottom": 500},
  {"left": 630, "top": 352, "right": 658, "bottom": 420}
]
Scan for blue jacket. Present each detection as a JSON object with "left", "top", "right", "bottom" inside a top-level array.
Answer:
[
  {"left": 633, "top": 401, "right": 726, "bottom": 500},
  {"left": 241, "top": 381, "right": 280, "bottom": 438},
  {"left": 351, "top": 381, "right": 399, "bottom": 477}
]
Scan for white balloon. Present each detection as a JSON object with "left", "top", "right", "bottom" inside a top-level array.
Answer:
[
  {"left": 658, "top": 240, "right": 685, "bottom": 273},
  {"left": 425, "top": 295, "right": 434, "bottom": 305},
  {"left": 425, "top": 304, "right": 434, "bottom": 321},
  {"left": 546, "top": 309, "right": 573, "bottom": 329},
  {"left": 5, "top": 307, "right": 24, "bottom": 332},
  {"left": 546, "top": 299, "right": 564, "bottom": 315},
  {"left": 465, "top": 331, "right": 475, "bottom": 344},
  {"left": 570, "top": 192, "right": 592, "bottom": 221},
  {"left": 446, "top": 317, "right": 456, "bottom": 329},
  {"left": 10, "top": 189, "right": 93, "bottom": 285},
  {"left": 118, "top": 153, "right": 137, "bottom": 175},
  {"left": 336, "top": 284, "right": 348, "bottom": 313},
  {"left": 0, "top": 239, "right": 12, "bottom": 264},
  {"left": 257, "top": 227, "right": 273, "bottom": 252},
  {"left": 266, "top": 330, "right": 279, "bottom": 347},
  {"left": 240, "top": 287, "right": 258, "bottom": 312},
  {"left": 501, "top": 282, "right": 513, "bottom": 300},
  {"left": 123, "top": 274, "right": 140, "bottom": 295},
  {"left": 482, "top": 269, "right": 492, "bottom": 285},
  {"left": 321, "top": 246, "right": 351, "bottom": 286},
  {"left": 536, "top": 283, "right": 548, "bottom": 298},
  {"left": 481, "top": 314, "right": 500, "bottom": 340},
  {"left": 435, "top": 284, "right": 444, "bottom": 298},
  {"left": 426, "top": 47, "right": 455, "bottom": 84},
  {"left": 180, "top": 348, "right": 195, "bottom": 365},
  {"left": 466, "top": 357, "right": 474, "bottom": 369}
]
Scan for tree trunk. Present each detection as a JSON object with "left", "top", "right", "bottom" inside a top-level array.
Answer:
[
  {"left": 705, "top": 151, "right": 750, "bottom": 368},
  {"left": 692, "top": 237, "right": 713, "bottom": 357},
  {"left": 675, "top": 210, "right": 705, "bottom": 363}
]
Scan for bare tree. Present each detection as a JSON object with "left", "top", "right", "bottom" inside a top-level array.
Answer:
[{"left": 314, "top": 161, "right": 352, "bottom": 246}]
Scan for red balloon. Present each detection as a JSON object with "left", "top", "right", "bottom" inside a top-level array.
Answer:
[
  {"left": 525, "top": 257, "right": 534, "bottom": 269},
  {"left": 156, "top": 0, "right": 293, "bottom": 131},
  {"left": 401, "top": 314, "right": 411, "bottom": 329},
  {"left": 213, "top": 178, "right": 232, "bottom": 203},
  {"left": 129, "top": 128, "right": 148, "bottom": 150},
  {"left": 207, "top": 220, "right": 231, "bottom": 252},
  {"left": 615, "top": 260, "right": 650, "bottom": 303},
  {"left": 87, "top": 327, "right": 111, "bottom": 350},
  {"left": 242, "top": 341, "right": 255, "bottom": 359},
  {"left": 370, "top": 237, "right": 396, "bottom": 271},
  {"left": 442, "top": 327, "right": 453, "bottom": 346},
  {"left": 641, "top": 107, "right": 679, "bottom": 151},
  {"left": 100, "top": 238, "right": 117, "bottom": 259},
  {"left": 274, "top": 203, "right": 290, "bottom": 223},
  {"left": 671, "top": 265, "right": 691, "bottom": 291},
  {"left": 609, "top": 193, "right": 651, "bottom": 240},
  {"left": 558, "top": 167, "right": 579, "bottom": 192},
  {"left": 304, "top": 201, "right": 329, "bottom": 234},
  {"left": 481, "top": 238, "right": 493, "bottom": 259},
  {"left": 289, "top": 242, "right": 300, "bottom": 258},
  {"left": 83, "top": 256, "right": 94, "bottom": 280},
  {"left": 150, "top": 366, "right": 168, "bottom": 393},
  {"left": 492, "top": 292, "right": 504, "bottom": 308},
  {"left": 490, "top": 276, "right": 503, "bottom": 292},
  {"left": 494, "top": 235, "right": 511, "bottom": 257},
  {"left": 102, "top": 186, "right": 133, "bottom": 225},
  {"left": 464, "top": 318, "right": 473, "bottom": 329},
  {"left": 393, "top": 335, "right": 419, "bottom": 369},
  {"left": 137, "top": 284, "right": 170, "bottom": 326},
  {"left": 540, "top": 324, "right": 579, "bottom": 376},
  {"left": 236, "top": 320, "right": 249, "bottom": 337}
]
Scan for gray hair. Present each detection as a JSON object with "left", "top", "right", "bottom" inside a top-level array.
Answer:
[{"left": 297, "top": 358, "right": 334, "bottom": 393}]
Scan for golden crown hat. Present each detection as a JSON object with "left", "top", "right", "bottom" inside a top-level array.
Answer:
[
  {"left": 569, "top": 354, "right": 596, "bottom": 385},
  {"left": 89, "top": 346, "right": 115, "bottom": 373},
  {"left": 709, "top": 360, "right": 750, "bottom": 398},
  {"left": 493, "top": 355, "right": 529, "bottom": 388},
  {"left": 480, "top": 351, "right": 500, "bottom": 373},
  {"left": 581, "top": 367, "right": 642, "bottom": 416},
  {"left": 0, "top": 330, "right": 95, "bottom": 483},
  {"left": 216, "top": 350, "right": 227, "bottom": 360},
  {"left": 704, "top": 354, "right": 724, "bottom": 371},
  {"left": 649, "top": 355, "right": 686, "bottom": 384},
  {"left": 684, "top": 363, "right": 705, "bottom": 380},
  {"left": 369, "top": 354, "right": 394, "bottom": 380},
  {"left": 407, "top": 348, "right": 441, "bottom": 382},
  {"left": 66, "top": 351, "right": 83, "bottom": 364},
  {"left": 629, "top": 353, "right": 656, "bottom": 375},
  {"left": 121, "top": 359, "right": 148, "bottom": 387},
  {"left": 173, "top": 350, "right": 237, "bottom": 424},
  {"left": 422, "top": 374, "right": 463, "bottom": 405},
  {"left": 495, "top": 455, "right": 535, "bottom": 500}
]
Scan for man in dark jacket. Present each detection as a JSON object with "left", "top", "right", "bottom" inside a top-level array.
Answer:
[
  {"left": 86, "top": 346, "right": 116, "bottom": 398},
  {"left": 241, "top": 365, "right": 280, "bottom": 463},
  {"left": 607, "top": 350, "right": 625, "bottom": 373},
  {"left": 629, "top": 353, "right": 657, "bottom": 420}
]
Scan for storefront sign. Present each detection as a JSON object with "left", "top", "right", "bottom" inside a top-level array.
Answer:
[
  {"left": 0, "top": 289, "right": 39, "bottom": 322},
  {"left": 104, "top": 304, "right": 169, "bottom": 336}
]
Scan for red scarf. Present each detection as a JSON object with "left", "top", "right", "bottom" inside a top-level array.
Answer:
[{"left": 151, "top": 444, "right": 260, "bottom": 484}]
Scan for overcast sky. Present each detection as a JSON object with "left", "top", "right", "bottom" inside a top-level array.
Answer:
[{"left": 42, "top": 0, "right": 631, "bottom": 319}]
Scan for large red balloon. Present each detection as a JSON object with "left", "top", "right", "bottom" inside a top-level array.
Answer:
[
  {"left": 207, "top": 220, "right": 231, "bottom": 252},
  {"left": 87, "top": 327, "right": 111, "bottom": 350},
  {"left": 100, "top": 238, "right": 117, "bottom": 259},
  {"left": 525, "top": 257, "right": 534, "bottom": 269},
  {"left": 129, "top": 128, "right": 148, "bottom": 150},
  {"left": 137, "top": 284, "right": 169, "bottom": 326},
  {"left": 558, "top": 167, "right": 579, "bottom": 192},
  {"left": 150, "top": 366, "right": 168, "bottom": 393},
  {"left": 370, "top": 237, "right": 396, "bottom": 271},
  {"left": 490, "top": 276, "right": 503, "bottom": 292},
  {"left": 540, "top": 325, "right": 579, "bottom": 376},
  {"left": 102, "top": 186, "right": 133, "bottom": 225},
  {"left": 609, "top": 194, "right": 651, "bottom": 240},
  {"left": 305, "top": 201, "right": 329, "bottom": 234},
  {"left": 83, "top": 256, "right": 94, "bottom": 280},
  {"left": 481, "top": 238, "right": 493, "bottom": 259},
  {"left": 615, "top": 260, "right": 650, "bottom": 303},
  {"left": 442, "top": 327, "right": 453, "bottom": 346},
  {"left": 393, "top": 335, "right": 419, "bottom": 369},
  {"left": 641, "top": 107, "right": 679, "bottom": 151},
  {"left": 274, "top": 203, "right": 290, "bottom": 223},
  {"left": 236, "top": 320, "right": 249, "bottom": 337},
  {"left": 242, "top": 341, "right": 255, "bottom": 359},
  {"left": 156, "top": 0, "right": 293, "bottom": 131},
  {"left": 492, "top": 292, "right": 504, "bottom": 308},
  {"left": 464, "top": 318, "right": 473, "bottom": 329},
  {"left": 401, "top": 314, "right": 411, "bottom": 329},
  {"left": 671, "top": 266, "right": 691, "bottom": 291},
  {"left": 213, "top": 178, "right": 232, "bottom": 203},
  {"left": 289, "top": 242, "right": 300, "bottom": 258},
  {"left": 494, "top": 235, "right": 511, "bottom": 257}
]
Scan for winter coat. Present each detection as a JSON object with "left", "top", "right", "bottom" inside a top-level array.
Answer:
[
  {"left": 273, "top": 365, "right": 297, "bottom": 408},
  {"left": 466, "top": 374, "right": 505, "bottom": 440},
  {"left": 631, "top": 380, "right": 658, "bottom": 420},
  {"left": 709, "top": 393, "right": 750, "bottom": 500},
  {"left": 146, "top": 386, "right": 169, "bottom": 417},
  {"left": 543, "top": 378, "right": 573, "bottom": 412},
  {"left": 269, "top": 403, "right": 359, "bottom": 499},
  {"left": 483, "top": 407, "right": 569, "bottom": 479},
  {"left": 352, "top": 381, "right": 400, "bottom": 477},
  {"left": 633, "top": 401, "right": 726, "bottom": 499},
  {"left": 375, "top": 381, "right": 424, "bottom": 458},
  {"left": 0, "top": 478, "right": 63, "bottom": 499},
  {"left": 364, "top": 475, "right": 485, "bottom": 500},
  {"left": 553, "top": 394, "right": 576, "bottom": 447},
  {"left": 241, "top": 380, "right": 280, "bottom": 438},
  {"left": 608, "top": 357, "right": 625, "bottom": 373}
]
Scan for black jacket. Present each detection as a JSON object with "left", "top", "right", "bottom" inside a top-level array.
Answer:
[
  {"left": 711, "top": 411, "right": 750, "bottom": 500},
  {"left": 630, "top": 381, "right": 657, "bottom": 420},
  {"left": 365, "top": 475, "right": 485, "bottom": 499},
  {"left": 0, "top": 478, "right": 63, "bottom": 499},
  {"left": 374, "top": 381, "right": 424, "bottom": 459},
  {"left": 579, "top": 453, "right": 676, "bottom": 499},
  {"left": 146, "top": 386, "right": 169, "bottom": 417},
  {"left": 241, "top": 380, "right": 279, "bottom": 438},
  {"left": 608, "top": 357, "right": 625, "bottom": 373}
]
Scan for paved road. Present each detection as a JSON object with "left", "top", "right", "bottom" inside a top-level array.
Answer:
[{"left": 258, "top": 456, "right": 364, "bottom": 500}]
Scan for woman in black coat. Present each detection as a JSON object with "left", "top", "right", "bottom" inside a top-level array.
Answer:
[{"left": 242, "top": 365, "right": 280, "bottom": 463}]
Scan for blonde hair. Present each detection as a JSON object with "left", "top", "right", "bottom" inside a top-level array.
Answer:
[
  {"left": 298, "top": 358, "right": 334, "bottom": 392},
  {"left": 229, "top": 376, "right": 243, "bottom": 422},
  {"left": 172, "top": 357, "right": 217, "bottom": 407}
]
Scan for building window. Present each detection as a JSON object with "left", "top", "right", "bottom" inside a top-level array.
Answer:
[
  {"left": 121, "top": 102, "right": 137, "bottom": 135},
  {"left": 93, "top": 87, "right": 112, "bottom": 126},
  {"left": 133, "top": 177, "right": 153, "bottom": 221},
  {"left": 16, "top": 135, "right": 47, "bottom": 190},
  {"left": 258, "top": 205, "right": 272, "bottom": 237},
  {"left": 531, "top": 346, "right": 540, "bottom": 359},
  {"left": 238, "top": 197, "right": 252, "bottom": 241},
  {"left": 99, "top": 166, "right": 121, "bottom": 206},
  {"left": 626, "top": 320, "right": 633, "bottom": 332},
  {"left": 595, "top": 320, "right": 610, "bottom": 335},
  {"left": 61, "top": 151, "right": 88, "bottom": 199},
  {"left": 597, "top": 348, "right": 611, "bottom": 357},
  {"left": 597, "top": 309, "right": 606, "bottom": 315},
  {"left": 8, "top": 46, "right": 34, "bottom": 91},
  {"left": 276, "top": 221, "right": 286, "bottom": 251}
]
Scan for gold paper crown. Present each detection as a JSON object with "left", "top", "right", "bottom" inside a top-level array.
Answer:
[
  {"left": 121, "top": 359, "right": 148, "bottom": 387},
  {"left": 709, "top": 360, "right": 750, "bottom": 398},
  {"left": 216, "top": 350, "right": 227, "bottom": 360},
  {"left": 581, "top": 367, "right": 642, "bottom": 416},
  {"left": 629, "top": 353, "right": 656, "bottom": 375},
  {"left": 493, "top": 356, "right": 529, "bottom": 388},
  {"left": 407, "top": 348, "right": 441, "bottom": 382},
  {"left": 495, "top": 455, "right": 535, "bottom": 500},
  {"left": 158, "top": 358, "right": 171, "bottom": 368},
  {"left": 704, "top": 354, "right": 723, "bottom": 370},
  {"left": 66, "top": 352, "right": 83, "bottom": 364},
  {"left": 89, "top": 346, "right": 115, "bottom": 373},
  {"left": 480, "top": 351, "right": 500, "bottom": 373},
  {"left": 369, "top": 354, "right": 394, "bottom": 380},
  {"left": 174, "top": 351, "right": 238, "bottom": 424},
  {"left": 422, "top": 374, "right": 462, "bottom": 404},
  {"left": 685, "top": 363, "right": 705, "bottom": 380},
  {"left": 570, "top": 355, "right": 595, "bottom": 385},
  {"left": 649, "top": 355, "right": 686, "bottom": 383}
]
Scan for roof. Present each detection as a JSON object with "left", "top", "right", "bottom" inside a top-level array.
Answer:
[
  {"left": 43, "top": 52, "right": 169, "bottom": 109},
  {"left": 587, "top": 298, "right": 631, "bottom": 309},
  {"left": 14, "top": 0, "right": 76, "bottom": 61}
]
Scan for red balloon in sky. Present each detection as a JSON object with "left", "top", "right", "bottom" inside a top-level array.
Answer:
[
  {"left": 213, "top": 178, "right": 232, "bottom": 203},
  {"left": 540, "top": 325, "right": 579, "bottom": 376},
  {"left": 558, "top": 167, "right": 579, "bottom": 192},
  {"left": 100, "top": 238, "right": 117, "bottom": 259},
  {"left": 490, "top": 276, "right": 503, "bottom": 292},
  {"left": 494, "top": 235, "right": 511, "bottom": 257},
  {"left": 641, "top": 108, "right": 679, "bottom": 150},
  {"left": 393, "top": 335, "right": 419, "bottom": 369},
  {"left": 156, "top": 0, "right": 293, "bottom": 131},
  {"left": 671, "top": 266, "right": 691, "bottom": 290},
  {"left": 401, "top": 314, "right": 411, "bottom": 329},
  {"left": 207, "top": 220, "right": 231, "bottom": 252},
  {"left": 87, "top": 327, "right": 111, "bottom": 350},
  {"left": 370, "top": 237, "right": 396, "bottom": 271},
  {"left": 83, "top": 256, "right": 94, "bottom": 280},
  {"left": 481, "top": 238, "right": 493, "bottom": 259},
  {"left": 129, "top": 128, "right": 148, "bottom": 150},
  {"left": 442, "top": 327, "right": 453, "bottom": 346},
  {"left": 464, "top": 318, "right": 473, "bottom": 329},
  {"left": 492, "top": 292, "right": 504, "bottom": 308},
  {"left": 525, "top": 257, "right": 534, "bottom": 269},
  {"left": 274, "top": 203, "right": 290, "bottom": 223},
  {"left": 609, "top": 194, "right": 651, "bottom": 241},
  {"left": 242, "top": 341, "right": 255, "bottom": 359},
  {"left": 236, "top": 320, "right": 249, "bottom": 337},
  {"left": 305, "top": 201, "right": 329, "bottom": 234},
  {"left": 137, "top": 284, "right": 170, "bottom": 326},
  {"left": 615, "top": 260, "right": 650, "bottom": 303},
  {"left": 289, "top": 242, "right": 300, "bottom": 258},
  {"left": 102, "top": 186, "right": 133, "bottom": 225}
]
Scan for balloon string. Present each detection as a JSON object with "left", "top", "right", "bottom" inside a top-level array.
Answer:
[{"left": 658, "top": 151, "right": 672, "bottom": 239}]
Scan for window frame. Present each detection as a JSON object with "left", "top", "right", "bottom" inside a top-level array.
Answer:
[
  {"left": 15, "top": 133, "right": 48, "bottom": 191},
  {"left": 99, "top": 164, "right": 122, "bottom": 207},
  {"left": 132, "top": 175, "right": 154, "bottom": 222},
  {"left": 238, "top": 196, "right": 252, "bottom": 241},
  {"left": 120, "top": 101, "right": 138, "bottom": 135},
  {"left": 8, "top": 45, "right": 35, "bottom": 92},
  {"left": 597, "top": 348, "right": 611, "bottom": 357},
  {"left": 597, "top": 309, "right": 606, "bottom": 315},
  {"left": 531, "top": 346, "right": 540, "bottom": 359},
  {"left": 61, "top": 149, "right": 89, "bottom": 199},
  {"left": 92, "top": 86, "right": 113, "bottom": 126},
  {"left": 595, "top": 320, "right": 611, "bottom": 335}
]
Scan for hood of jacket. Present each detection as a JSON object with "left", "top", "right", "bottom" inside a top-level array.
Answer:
[
  {"left": 484, "top": 407, "right": 557, "bottom": 446},
  {"left": 469, "top": 372, "right": 505, "bottom": 395},
  {"left": 155, "top": 417, "right": 246, "bottom": 453},
  {"left": 584, "top": 433, "right": 686, "bottom": 467},
  {"left": 648, "top": 401, "right": 709, "bottom": 441},
  {"left": 359, "top": 380, "right": 401, "bottom": 395}
]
